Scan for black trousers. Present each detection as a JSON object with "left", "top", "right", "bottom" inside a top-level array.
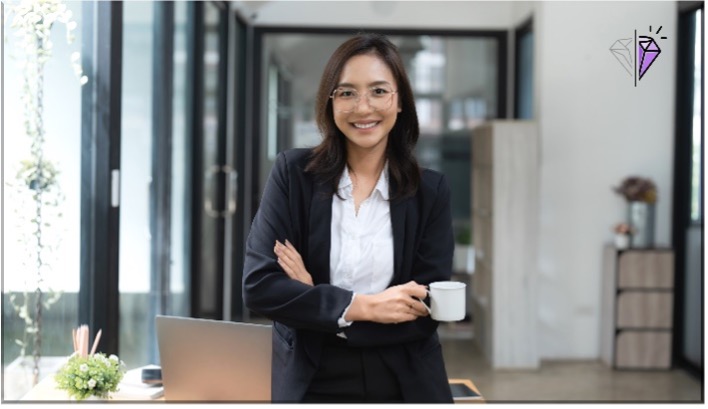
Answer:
[{"left": 302, "top": 335, "right": 404, "bottom": 403}]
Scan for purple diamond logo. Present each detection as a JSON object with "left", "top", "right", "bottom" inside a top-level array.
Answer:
[
  {"left": 611, "top": 25, "right": 667, "bottom": 86},
  {"left": 637, "top": 36, "right": 661, "bottom": 80}
]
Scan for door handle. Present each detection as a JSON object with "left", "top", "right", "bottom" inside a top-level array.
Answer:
[{"left": 204, "top": 165, "right": 237, "bottom": 218}]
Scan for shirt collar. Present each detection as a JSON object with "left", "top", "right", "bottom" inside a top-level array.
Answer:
[{"left": 337, "top": 161, "right": 390, "bottom": 200}]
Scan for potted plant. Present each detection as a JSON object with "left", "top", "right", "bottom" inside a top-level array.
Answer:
[
  {"left": 55, "top": 353, "right": 126, "bottom": 400},
  {"left": 5, "top": 0, "right": 87, "bottom": 396},
  {"left": 454, "top": 225, "right": 475, "bottom": 274},
  {"left": 54, "top": 327, "right": 125, "bottom": 401},
  {"left": 612, "top": 223, "right": 633, "bottom": 250},
  {"left": 613, "top": 176, "right": 657, "bottom": 248}
]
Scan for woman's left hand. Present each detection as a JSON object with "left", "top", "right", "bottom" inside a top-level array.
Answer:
[{"left": 274, "top": 240, "right": 314, "bottom": 286}]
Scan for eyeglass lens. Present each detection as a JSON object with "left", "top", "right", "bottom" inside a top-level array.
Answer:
[{"left": 331, "top": 87, "right": 395, "bottom": 112}]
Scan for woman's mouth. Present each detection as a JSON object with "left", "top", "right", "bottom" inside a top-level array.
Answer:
[{"left": 352, "top": 121, "right": 380, "bottom": 129}]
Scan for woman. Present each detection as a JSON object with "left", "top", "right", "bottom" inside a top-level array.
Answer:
[{"left": 243, "top": 33, "right": 454, "bottom": 403}]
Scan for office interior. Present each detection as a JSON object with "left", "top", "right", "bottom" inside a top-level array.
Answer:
[{"left": 1, "top": 0, "right": 703, "bottom": 402}]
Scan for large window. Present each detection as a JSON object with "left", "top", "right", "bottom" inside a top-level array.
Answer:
[{"left": 3, "top": 1, "right": 84, "bottom": 399}]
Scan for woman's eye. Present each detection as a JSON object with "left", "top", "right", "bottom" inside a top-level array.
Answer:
[
  {"left": 338, "top": 90, "right": 356, "bottom": 98},
  {"left": 372, "top": 87, "right": 389, "bottom": 96}
]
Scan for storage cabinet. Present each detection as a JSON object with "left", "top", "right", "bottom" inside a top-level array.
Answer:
[
  {"left": 600, "top": 246, "right": 674, "bottom": 369},
  {"left": 470, "top": 121, "right": 539, "bottom": 369}
]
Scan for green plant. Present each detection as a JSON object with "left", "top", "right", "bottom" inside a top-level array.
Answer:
[
  {"left": 455, "top": 225, "right": 472, "bottom": 245},
  {"left": 54, "top": 353, "right": 126, "bottom": 400},
  {"left": 6, "top": 0, "right": 86, "bottom": 385}
]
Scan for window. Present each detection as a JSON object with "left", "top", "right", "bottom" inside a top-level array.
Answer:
[
  {"left": 3, "top": 0, "right": 84, "bottom": 399},
  {"left": 689, "top": 9, "right": 702, "bottom": 222},
  {"left": 515, "top": 19, "right": 534, "bottom": 119}
]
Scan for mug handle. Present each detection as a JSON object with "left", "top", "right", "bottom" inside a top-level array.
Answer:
[{"left": 415, "top": 290, "right": 432, "bottom": 314}]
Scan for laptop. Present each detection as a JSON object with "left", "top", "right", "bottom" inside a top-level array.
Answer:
[{"left": 155, "top": 315, "right": 272, "bottom": 401}]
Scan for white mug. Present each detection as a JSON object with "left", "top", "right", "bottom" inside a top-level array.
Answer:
[{"left": 420, "top": 281, "right": 466, "bottom": 322}]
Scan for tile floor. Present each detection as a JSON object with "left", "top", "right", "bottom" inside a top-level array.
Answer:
[{"left": 441, "top": 337, "right": 703, "bottom": 403}]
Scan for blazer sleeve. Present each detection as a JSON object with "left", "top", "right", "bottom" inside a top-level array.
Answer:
[
  {"left": 343, "top": 174, "right": 454, "bottom": 347},
  {"left": 242, "top": 152, "right": 353, "bottom": 333}
]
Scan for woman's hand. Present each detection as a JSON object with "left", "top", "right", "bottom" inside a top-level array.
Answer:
[
  {"left": 274, "top": 240, "right": 314, "bottom": 286},
  {"left": 345, "top": 281, "right": 429, "bottom": 324}
]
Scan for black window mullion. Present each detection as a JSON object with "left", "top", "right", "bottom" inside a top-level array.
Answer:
[
  {"left": 215, "top": 2, "right": 231, "bottom": 320},
  {"left": 79, "top": 0, "right": 122, "bottom": 355},
  {"left": 187, "top": 1, "right": 205, "bottom": 318},
  {"left": 230, "top": 14, "right": 248, "bottom": 322}
]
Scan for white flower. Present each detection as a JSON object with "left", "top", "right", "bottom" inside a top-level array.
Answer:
[
  {"left": 109, "top": 354, "right": 119, "bottom": 362},
  {"left": 79, "top": 364, "right": 88, "bottom": 372},
  {"left": 88, "top": 379, "right": 97, "bottom": 389}
]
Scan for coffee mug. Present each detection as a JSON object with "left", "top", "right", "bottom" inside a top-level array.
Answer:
[{"left": 419, "top": 281, "right": 466, "bottom": 322}]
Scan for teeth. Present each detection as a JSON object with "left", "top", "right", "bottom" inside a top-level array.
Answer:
[{"left": 353, "top": 122, "right": 378, "bottom": 129}]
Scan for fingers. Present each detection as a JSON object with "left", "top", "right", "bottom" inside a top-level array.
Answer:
[{"left": 274, "top": 240, "right": 313, "bottom": 286}]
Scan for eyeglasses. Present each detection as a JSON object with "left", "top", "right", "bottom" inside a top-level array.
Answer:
[{"left": 329, "top": 86, "right": 398, "bottom": 113}]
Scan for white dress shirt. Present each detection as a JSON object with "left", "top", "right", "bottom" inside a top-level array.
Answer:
[{"left": 330, "top": 164, "right": 394, "bottom": 327}]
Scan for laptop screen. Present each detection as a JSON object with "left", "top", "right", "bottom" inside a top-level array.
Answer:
[{"left": 155, "top": 315, "right": 272, "bottom": 401}]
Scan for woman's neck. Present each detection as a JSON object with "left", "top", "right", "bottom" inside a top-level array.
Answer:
[{"left": 347, "top": 150, "right": 386, "bottom": 180}]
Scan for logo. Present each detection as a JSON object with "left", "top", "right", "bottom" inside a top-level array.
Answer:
[{"left": 610, "top": 26, "right": 667, "bottom": 86}]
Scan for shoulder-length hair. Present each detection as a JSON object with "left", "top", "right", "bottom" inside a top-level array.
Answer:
[{"left": 305, "top": 33, "right": 421, "bottom": 200}]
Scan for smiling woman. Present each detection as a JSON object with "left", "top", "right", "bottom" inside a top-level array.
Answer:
[{"left": 243, "top": 33, "right": 455, "bottom": 403}]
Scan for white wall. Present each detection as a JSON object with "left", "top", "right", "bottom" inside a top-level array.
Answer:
[
  {"left": 534, "top": 1, "right": 676, "bottom": 359},
  {"left": 233, "top": 0, "right": 680, "bottom": 361}
]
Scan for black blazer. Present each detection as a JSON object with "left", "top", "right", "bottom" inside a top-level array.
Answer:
[{"left": 243, "top": 148, "right": 454, "bottom": 403}]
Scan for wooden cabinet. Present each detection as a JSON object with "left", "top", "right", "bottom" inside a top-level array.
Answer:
[
  {"left": 470, "top": 121, "right": 539, "bottom": 369},
  {"left": 600, "top": 246, "right": 674, "bottom": 369}
]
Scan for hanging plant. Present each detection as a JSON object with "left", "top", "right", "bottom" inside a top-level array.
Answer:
[{"left": 5, "top": 0, "right": 87, "bottom": 387}]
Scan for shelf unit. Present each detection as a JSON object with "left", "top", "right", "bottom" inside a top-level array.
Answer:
[
  {"left": 600, "top": 245, "right": 674, "bottom": 369},
  {"left": 470, "top": 120, "right": 539, "bottom": 369}
]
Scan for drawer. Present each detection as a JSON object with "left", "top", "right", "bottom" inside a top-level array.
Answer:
[
  {"left": 618, "top": 251, "right": 674, "bottom": 288},
  {"left": 616, "top": 292, "right": 673, "bottom": 328},
  {"left": 615, "top": 331, "right": 671, "bottom": 369}
]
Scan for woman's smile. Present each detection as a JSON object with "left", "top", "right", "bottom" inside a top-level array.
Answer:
[{"left": 351, "top": 120, "right": 381, "bottom": 130}]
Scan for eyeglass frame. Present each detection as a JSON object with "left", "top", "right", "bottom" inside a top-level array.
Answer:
[{"left": 329, "top": 86, "right": 399, "bottom": 113}]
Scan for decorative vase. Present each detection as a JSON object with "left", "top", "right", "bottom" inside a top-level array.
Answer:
[
  {"left": 627, "top": 201, "right": 655, "bottom": 248},
  {"left": 614, "top": 234, "right": 630, "bottom": 250}
]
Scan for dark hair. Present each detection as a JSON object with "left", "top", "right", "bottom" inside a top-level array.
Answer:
[{"left": 305, "top": 33, "right": 421, "bottom": 200}]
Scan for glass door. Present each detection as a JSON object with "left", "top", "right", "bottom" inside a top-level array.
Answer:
[{"left": 189, "top": 1, "right": 231, "bottom": 320}]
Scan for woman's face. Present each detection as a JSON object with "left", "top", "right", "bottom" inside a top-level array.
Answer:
[{"left": 332, "top": 53, "right": 400, "bottom": 156}]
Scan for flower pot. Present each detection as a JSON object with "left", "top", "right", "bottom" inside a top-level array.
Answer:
[
  {"left": 614, "top": 234, "right": 630, "bottom": 250},
  {"left": 453, "top": 244, "right": 475, "bottom": 274},
  {"left": 627, "top": 201, "right": 655, "bottom": 248}
]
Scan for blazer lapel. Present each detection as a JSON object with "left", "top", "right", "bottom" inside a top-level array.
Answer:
[
  {"left": 390, "top": 189, "right": 408, "bottom": 285},
  {"left": 308, "top": 182, "right": 333, "bottom": 284}
]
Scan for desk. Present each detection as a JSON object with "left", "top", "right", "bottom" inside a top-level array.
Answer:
[{"left": 23, "top": 376, "right": 484, "bottom": 403}]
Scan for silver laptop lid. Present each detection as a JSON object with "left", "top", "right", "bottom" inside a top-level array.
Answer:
[{"left": 155, "top": 315, "right": 272, "bottom": 401}]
